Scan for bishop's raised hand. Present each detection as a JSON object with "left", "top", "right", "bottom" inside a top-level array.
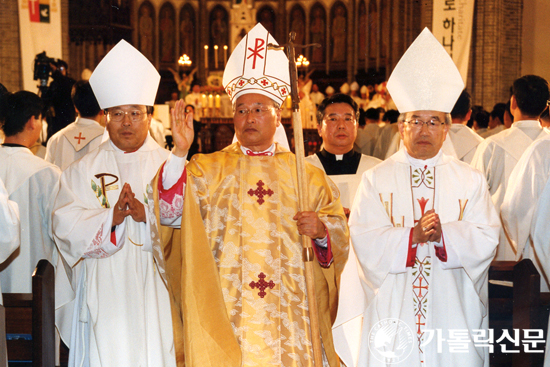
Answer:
[{"left": 171, "top": 99, "right": 195, "bottom": 157}]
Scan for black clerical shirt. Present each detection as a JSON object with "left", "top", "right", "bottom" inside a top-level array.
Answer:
[{"left": 315, "top": 148, "right": 361, "bottom": 175}]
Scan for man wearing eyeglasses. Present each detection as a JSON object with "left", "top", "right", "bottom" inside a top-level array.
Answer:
[
  {"left": 52, "top": 41, "right": 176, "bottom": 366},
  {"left": 335, "top": 29, "right": 499, "bottom": 367},
  {"left": 152, "top": 24, "right": 348, "bottom": 367}
]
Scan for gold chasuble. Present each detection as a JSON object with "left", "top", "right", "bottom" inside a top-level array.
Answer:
[{"left": 154, "top": 143, "right": 349, "bottom": 367}]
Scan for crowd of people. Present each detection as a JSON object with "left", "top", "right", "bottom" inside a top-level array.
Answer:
[{"left": 1, "top": 23, "right": 550, "bottom": 367}]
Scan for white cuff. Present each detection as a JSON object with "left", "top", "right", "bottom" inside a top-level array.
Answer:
[{"left": 163, "top": 152, "right": 187, "bottom": 189}]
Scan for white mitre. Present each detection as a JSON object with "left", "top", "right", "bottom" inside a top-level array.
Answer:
[
  {"left": 89, "top": 40, "right": 160, "bottom": 109},
  {"left": 340, "top": 83, "right": 350, "bottom": 94},
  {"left": 387, "top": 27, "right": 464, "bottom": 113},
  {"left": 223, "top": 23, "right": 290, "bottom": 106}
]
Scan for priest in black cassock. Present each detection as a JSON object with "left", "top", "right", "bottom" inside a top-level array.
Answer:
[{"left": 306, "top": 93, "right": 380, "bottom": 216}]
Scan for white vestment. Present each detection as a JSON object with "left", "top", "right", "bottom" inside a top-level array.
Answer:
[
  {"left": 0, "top": 178, "right": 20, "bottom": 304},
  {"left": 355, "top": 124, "right": 381, "bottom": 157},
  {"left": 45, "top": 117, "right": 105, "bottom": 171},
  {"left": 340, "top": 147, "right": 499, "bottom": 367},
  {"left": 306, "top": 153, "right": 382, "bottom": 367},
  {"left": 310, "top": 91, "right": 325, "bottom": 106},
  {"left": 479, "top": 124, "right": 504, "bottom": 139},
  {"left": 500, "top": 134, "right": 550, "bottom": 365},
  {"left": 52, "top": 136, "right": 175, "bottom": 367},
  {"left": 471, "top": 120, "right": 548, "bottom": 260},
  {"left": 0, "top": 146, "right": 60, "bottom": 293},
  {"left": 149, "top": 117, "right": 167, "bottom": 148},
  {"left": 373, "top": 123, "right": 399, "bottom": 160},
  {"left": 447, "top": 124, "right": 484, "bottom": 164}
]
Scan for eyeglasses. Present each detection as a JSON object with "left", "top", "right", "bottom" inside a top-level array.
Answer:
[
  {"left": 404, "top": 118, "right": 445, "bottom": 130},
  {"left": 234, "top": 106, "right": 277, "bottom": 118},
  {"left": 108, "top": 110, "right": 147, "bottom": 123}
]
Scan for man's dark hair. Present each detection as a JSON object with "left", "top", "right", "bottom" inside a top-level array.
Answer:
[
  {"left": 358, "top": 109, "right": 367, "bottom": 127},
  {"left": 383, "top": 109, "right": 400, "bottom": 124},
  {"left": 451, "top": 90, "right": 472, "bottom": 119},
  {"left": 490, "top": 103, "right": 507, "bottom": 124},
  {"left": 185, "top": 104, "right": 195, "bottom": 113},
  {"left": 475, "top": 110, "right": 490, "bottom": 129},
  {"left": 365, "top": 108, "right": 380, "bottom": 121},
  {"left": 316, "top": 93, "right": 359, "bottom": 125},
  {"left": 0, "top": 91, "right": 43, "bottom": 137},
  {"left": 512, "top": 75, "right": 550, "bottom": 117},
  {"left": 0, "top": 83, "right": 8, "bottom": 96},
  {"left": 71, "top": 80, "right": 101, "bottom": 118}
]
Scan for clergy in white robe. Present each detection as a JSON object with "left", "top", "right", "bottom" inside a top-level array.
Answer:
[
  {"left": 338, "top": 28, "right": 500, "bottom": 367},
  {"left": 303, "top": 94, "right": 381, "bottom": 367},
  {"left": 0, "top": 91, "right": 61, "bottom": 294},
  {"left": 52, "top": 40, "right": 176, "bottom": 367},
  {"left": 45, "top": 81, "right": 105, "bottom": 170},
  {"left": 0, "top": 177, "right": 20, "bottom": 304},
  {"left": 500, "top": 134, "right": 550, "bottom": 365},
  {"left": 471, "top": 75, "right": 550, "bottom": 260},
  {"left": 355, "top": 108, "right": 382, "bottom": 157},
  {"left": 447, "top": 90, "right": 483, "bottom": 164}
]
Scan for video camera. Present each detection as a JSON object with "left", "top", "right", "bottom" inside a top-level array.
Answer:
[{"left": 33, "top": 51, "right": 57, "bottom": 88}]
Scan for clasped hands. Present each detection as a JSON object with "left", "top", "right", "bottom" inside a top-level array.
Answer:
[
  {"left": 412, "top": 209, "right": 442, "bottom": 244},
  {"left": 112, "top": 183, "right": 146, "bottom": 227},
  {"left": 293, "top": 211, "right": 326, "bottom": 240}
]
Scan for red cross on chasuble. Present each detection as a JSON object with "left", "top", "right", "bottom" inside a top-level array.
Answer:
[{"left": 74, "top": 132, "right": 86, "bottom": 144}]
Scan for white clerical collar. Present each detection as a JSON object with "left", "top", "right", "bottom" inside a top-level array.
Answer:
[
  {"left": 404, "top": 148, "right": 442, "bottom": 168},
  {"left": 335, "top": 154, "right": 344, "bottom": 161},
  {"left": 241, "top": 143, "right": 275, "bottom": 156}
]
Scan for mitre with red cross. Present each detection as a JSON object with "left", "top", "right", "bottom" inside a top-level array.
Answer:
[
  {"left": 387, "top": 27, "right": 464, "bottom": 113},
  {"left": 223, "top": 23, "right": 291, "bottom": 106},
  {"left": 89, "top": 40, "right": 160, "bottom": 109}
]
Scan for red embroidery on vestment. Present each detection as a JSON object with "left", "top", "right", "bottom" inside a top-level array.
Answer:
[
  {"left": 245, "top": 149, "right": 272, "bottom": 156},
  {"left": 247, "top": 180, "right": 273, "bottom": 205},
  {"left": 74, "top": 132, "right": 86, "bottom": 144},
  {"left": 249, "top": 272, "right": 275, "bottom": 298}
]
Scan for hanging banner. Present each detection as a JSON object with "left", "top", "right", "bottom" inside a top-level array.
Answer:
[
  {"left": 18, "top": 0, "right": 62, "bottom": 92},
  {"left": 432, "top": 0, "right": 475, "bottom": 85}
]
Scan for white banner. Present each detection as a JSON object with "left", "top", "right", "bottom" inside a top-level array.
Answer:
[
  {"left": 432, "top": 0, "right": 475, "bottom": 85},
  {"left": 18, "top": 0, "right": 63, "bottom": 92}
]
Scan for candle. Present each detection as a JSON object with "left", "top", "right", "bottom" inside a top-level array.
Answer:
[
  {"left": 204, "top": 45, "right": 209, "bottom": 69},
  {"left": 215, "top": 94, "right": 221, "bottom": 108},
  {"left": 286, "top": 95, "right": 292, "bottom": 109},
  {"left": 223, "top": 45, "right": 228, "bottom": 66},
  {"left": 208, "top": 94, "right": 214, "bottom": 108},
  {"left": 201, "top": 94, "right": 207, "bottom": 108},
  {"left": 214, "top": 45, "right": 219, "bottom": 69}
]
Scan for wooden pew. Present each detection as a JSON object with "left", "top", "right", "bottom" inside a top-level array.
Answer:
[
  {"left": 489, "top": 259, "right": 550, "bottom": 367},
  {"left": 3, "top": 259, "right": 55, "bottom": 366},
  {"left": 513, "top": 259, "right": 550, "bottom": 366},
  {"left": 489, "top": 261, "right": 516, "bottom": 367}
]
